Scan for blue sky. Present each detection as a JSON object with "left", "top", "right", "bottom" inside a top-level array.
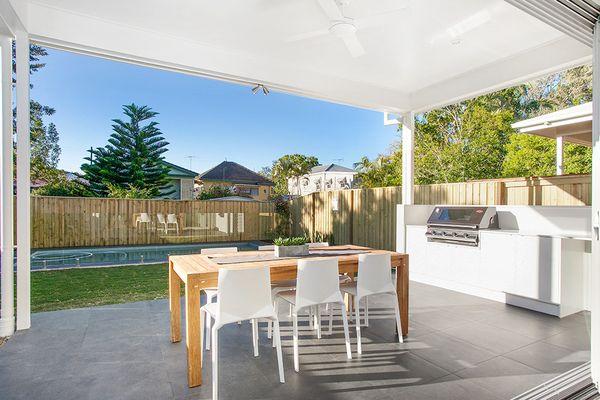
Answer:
[{"left": 31, "top": 48, "right": 400, "bottom": 175}]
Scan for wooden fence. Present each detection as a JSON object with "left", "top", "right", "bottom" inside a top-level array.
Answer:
[
  {"left": 290, "top": 174, "right": 591, "bottom": 251},
  {"left": 30, "top": 196, "right": 276, "bottom": 249}
]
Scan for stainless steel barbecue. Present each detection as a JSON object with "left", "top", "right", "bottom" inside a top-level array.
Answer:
[{"left": 425, "top": 206, "right": 498, "bottom": 246}]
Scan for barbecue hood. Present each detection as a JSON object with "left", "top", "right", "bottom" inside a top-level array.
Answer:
[{"left": 427, "top": 206, "right": 499, "bottom": 230}]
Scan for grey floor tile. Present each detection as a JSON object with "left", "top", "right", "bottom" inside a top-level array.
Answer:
[
  {"left": 477, "top": 307, "right": 565, "bottom": 340},
  {"left": 409, "top": 331, "right": 497, "bottom": 372},
  {"left": 505, "top": 341, "right": 590, "bottom": 374},
  {"left": 543, "top": 327, "right": 591, "bottom": 352},
  {"left": 389, "top": 373, "right": 502, "bottom": 400},
  {"left": 442, "top": 320, "right": 539, "bottom": 355},
  {"left": 409, "top": 307, "right": 472, "bottom": 331},
  {"left": 455, "top": 356, "right": 558, "bottom": 399},
  {"left": 1, "top": 282, "right": 592, "bottom": 400}
]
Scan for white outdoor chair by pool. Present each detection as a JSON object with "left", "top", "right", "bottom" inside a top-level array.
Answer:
[
  {"left": 156, "top": 213, "right": 179, "bottom": 234},
  {"left": 135, "top": 212, "right": 151, "bottom": 229},
  {"left": 258, "top": 245, "right": 275, "bottom": 251},
  {"left": 275, "top": 258, "right": 352, "bottom": 372},
  {"left": 200, "top": 246, "right": 239, "bottom": 347},
  {"left": 167, "top": 213, "right": 179, "bottom": 234},
  {"left": 307, "top": 242, "right": 330, "bottom": 248},
  {"left": 201, "top": 266, "right": 285, "bottom": 400},
  {"left": 341, "top": 253, "right": 403, "bottom": 354}
]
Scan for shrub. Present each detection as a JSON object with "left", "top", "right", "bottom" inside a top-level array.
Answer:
[
  {"left": 197, "top": 185, "right": 234, "bottom": 200},
  {"left": 33, "top": 179, "right": 94, "bottom": 197},
  {"left": 273, "top": 236, "right": 308, "bottom": 246},
  {"left": 106, "top": 183, "right": 154, "bottom": 199}
]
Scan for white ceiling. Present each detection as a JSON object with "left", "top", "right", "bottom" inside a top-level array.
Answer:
[{"left": 9, "top": 0, "right": 593, "bottom": 112}]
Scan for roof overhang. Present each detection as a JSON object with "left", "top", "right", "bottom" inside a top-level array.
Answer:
[
  {"left": 6, "top": 0, "right": 594, "bottom": 113},
  {"left": 512, "top": 102, "right": 593, "bottom": 146}
]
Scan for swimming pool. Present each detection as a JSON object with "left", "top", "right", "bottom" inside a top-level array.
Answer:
[{"left": 30, "top": 242, "right": 263, "bottom": 270}]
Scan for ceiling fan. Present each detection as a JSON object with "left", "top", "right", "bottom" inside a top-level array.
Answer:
[{"left": 287, "top": 0, "right": 408, "bottom": 58}]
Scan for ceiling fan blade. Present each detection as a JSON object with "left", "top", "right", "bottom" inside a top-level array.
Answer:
[
  {"left": 285, "top": 28, "right": 330, "bottom": 42},
  {"left": 317, "top": 0, "right": 344, "bottom": 21},
  {"left": 340, "top": 32, "right": 365, "bottom": 57}
]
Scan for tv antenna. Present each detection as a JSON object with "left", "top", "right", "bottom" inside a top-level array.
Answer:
[{"left": 185, "top": 155, "right": 197, "bottom": 171}]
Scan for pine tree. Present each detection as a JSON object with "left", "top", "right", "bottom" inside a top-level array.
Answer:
[{"left": 81, "top": 104, "right": 172, "bottom": 197}]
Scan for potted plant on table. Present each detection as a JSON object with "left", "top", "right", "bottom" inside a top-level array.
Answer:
[{"left": 273, "top": 236, "right": 309, "bottom": 258}]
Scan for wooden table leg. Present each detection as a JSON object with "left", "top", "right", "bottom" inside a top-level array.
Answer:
[
  {"left": 169, "top": 261, "right": 181, "bottom": 343},
  {"left": 397, "top": 255, "right": 409, "bottom": 337},
  {"left": 185, "top": 279, "right": 202, "bottom": 387}
]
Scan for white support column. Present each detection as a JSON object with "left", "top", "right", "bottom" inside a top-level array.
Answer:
[
  {"left": 15, "top": 30, "right": 30, "bottom": 331},
  {"left": 556, "top": 136, "right": 564, "bottom": 175},
  {"left": 401, "top": 112, "right": 415, "bottom": 205},
  {"left": 590, "top": 20, "right": 600, "bottom": 387},
  {"left": 0, "top": 36, "right": 14, "bottom": 337}
]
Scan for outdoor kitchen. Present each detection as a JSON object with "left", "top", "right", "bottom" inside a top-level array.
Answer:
[{"left": 397, "top": 204, "right": 592, "bottom": 318}]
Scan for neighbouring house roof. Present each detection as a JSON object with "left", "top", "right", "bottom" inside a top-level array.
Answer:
[
  {"left": 310, "top": 164, "right": 356, "bottom": 174},
  {"left": 208, "top": 195, "right": 258, "bottom": 202},
  {"left": 511, "top": 102, "right": 592, "bottom": 147},
  {"left": 198, "top": 161, "right": 274, "bottom": 186},
  {"left": 163, "top": 161, "right": 198, "bottom": 179}
]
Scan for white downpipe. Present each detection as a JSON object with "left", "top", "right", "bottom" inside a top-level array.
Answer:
[
  {"left": 0, "top": 36, "right": 14, "bottom": 337},
  {"left": 15, "top": 30, "right": 30, "bottom": 331},
  {"left": 556, "top": 136, "right": 564, "bottom": 176},
  {"left": 401, "top": 112, "right": 415, "bottom": 205},
  {"left": 591, "top": 20, "right": 600, "bottom": 387}
]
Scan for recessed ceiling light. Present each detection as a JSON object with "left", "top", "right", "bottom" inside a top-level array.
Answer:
[{"left": 450, "top": 38, "right": 462, "bottom": 45}]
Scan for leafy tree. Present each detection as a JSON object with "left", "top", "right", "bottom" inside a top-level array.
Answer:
[
  {"left": 355, "top": 154, "right": 402, "bottom": 188},
  {"left": 271, "top": 154, "right": 319, "bottom": 195},
  {"left": 12, "top": 44, "right": 62, "bottom": 182},
  {"left": 258, "top": 166, "right": 272, "bottom": 180},
  {"left": 33, "top": 177, "right": 94, "bottom": 197},
  {"left": 197, "top": 185, "right": 234, "bottom": 200},
  {"left": 80, "top": 104, "right": 172, "bottom": 197},
  {"left": 414, "top": 105, "right": 511, "bottom": 184},
  {"left": 355, "top": 65, "right": 592, "bottom": 187},
  {"left": 502, "top": 134, "right": 555, "bottom": 177}
]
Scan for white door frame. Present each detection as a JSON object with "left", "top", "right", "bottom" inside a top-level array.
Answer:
[{"left": 590, "top": 19, "right": 600, "bottom": 386}]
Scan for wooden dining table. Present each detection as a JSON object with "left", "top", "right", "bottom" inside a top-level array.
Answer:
[{"left": 168, "top": 245, "right": 409, "bottom": 388}]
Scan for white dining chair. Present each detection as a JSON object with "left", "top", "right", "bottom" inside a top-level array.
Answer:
[
  {"left": 275, "top": 258, "right": 352, "bottom": 372},
  {"left": 200, "top": 246, "right": 239, "bottom": 347},
  {"left": 201, "top": 266, "right": 285, "bottom": 400},
  {"left": 267, "top": 273, "right": 352, "bottom": 339},
  {"left": 341, "top": 253, "right": 403, "bottom": 354}
]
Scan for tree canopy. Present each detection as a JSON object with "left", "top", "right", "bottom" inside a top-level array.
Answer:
[
  {"left": 270, "top": 154, "right": 319, "bottom": 195},
  {"left": 80, "top": 104, "right": 172, "bottom": 197},
  {"left": 357, "top": 65, "right": 592, "bottom": 188},
  {"left": 13, "top": 44, "right": 62, "bottom": 182}
]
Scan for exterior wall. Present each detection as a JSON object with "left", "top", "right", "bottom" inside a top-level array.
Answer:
[
  {"left": 199, "top": 180, "right": 272, "bottom": 201},
  {"left": 179, "top": 178, "right": 194, "bottom": 200},
  {"left": 288, "top": 171, "right": 356, "bottom": 196}
]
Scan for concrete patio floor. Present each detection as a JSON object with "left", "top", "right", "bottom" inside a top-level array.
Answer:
[{"left": 0, "top": 281, "right": 591, "bottom": 400}]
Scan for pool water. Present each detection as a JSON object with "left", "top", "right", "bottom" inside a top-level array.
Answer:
[{"left": 30, "top": 242, "right": 263, "bottom": 270}]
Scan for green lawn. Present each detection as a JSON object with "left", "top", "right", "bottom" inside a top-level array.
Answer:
[{"left": 31, "top": 263, "right": 175, "bottom": 313}]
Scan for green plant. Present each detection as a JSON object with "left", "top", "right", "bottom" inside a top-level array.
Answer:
[
  {"left": 33, "top": 178, "right": 94, "bottom": 197},
  {"left": 80, "top": 104, "right": 172, "bottom": 197},
  {"left": 273, "top": 236, "right": 308, "bottom": 246},
  {"left": 197, "top": 185, "right": 234, "bottom": 200},
  {"left": 106, "top": 182, "right": 154, "bottom": 199}
]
